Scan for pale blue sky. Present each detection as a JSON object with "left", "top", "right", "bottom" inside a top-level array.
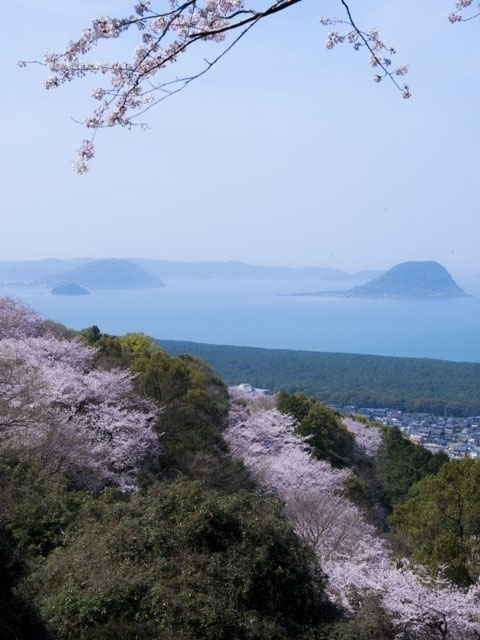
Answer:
[{"left": 2, "top": 1, "right": 479, "bottom": 276}]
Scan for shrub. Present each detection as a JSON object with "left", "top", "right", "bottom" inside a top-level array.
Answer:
[{"left": 30, "top": 480, "right": 332, "bottom": 639}]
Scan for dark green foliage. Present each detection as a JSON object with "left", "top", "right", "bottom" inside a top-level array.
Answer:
[
  {"left": 277, "top": 392, "right": 355, "bottom": 467},
  {"left": 319, "top": 596, "right": 396, "bottom": 640},
  {"left": 157, "top": 340, "right": 480, "bottom": 416},
  {"left": 390, "top": 459, "right": 480, "bottom": 587},
  {"left": 375, "top": 427, "right": 448, "bottom": 509},
  {"left": 0, "top": 527, "right": 50, "bottom": 640},
  {"left": 342, "top": 475, "right": 372, "bottom": 509},
  {"left": 41, "top": 320, "right": 78, "bottom": 340},
  {"left": 80, "top": 328, "right": 129, "bottom": 369},
  {"left": 79, "top": 328, "right": 252, "bottom": 491},
  {"left": 0, "top": 453, "right": 86, "bottom": 562},
  {"left": 130, "top": 346, "right": 242, "bottom": 485},
  {"left": 79, "top": 324, "right": 101, "bottom": 343},
  {"left": 30, "top": 481, "right": 331, "bottom": 640},
  {"left": 0, "top": 454, "right": 85, "bottom": 640}
]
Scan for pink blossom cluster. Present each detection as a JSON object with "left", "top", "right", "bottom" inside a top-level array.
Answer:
[
  {"left": 73, "top": 140, "right": 95, "bottom": 175},
  {"left": 22, "top": 0, "right": 429, "bottom": 172},
  {"left": 23, "top": 0, "right": 254, "bottom": 172},
  {"left": 343, "top": 416, "right": 382, "bottom": 459},
  {"left": 229, "top": 384, "right": 276, "bottom": 411},
  {"left": 448, "top": 0, "right": 480, "bottom": 23},
  {"left": 0, "top": 296, "right": 44, "bottom": 339},
  {"left": 20, "top": 1, "right": 479, "bottom": 171},
  {"left": 226, "top": 397, "right": 480, "bottom": 638},
  {"left": 0, "top": 297, "right": 160, "bottom": 492},
  {"left": 320, "top": 18, "right": 411, "bottom": 98}
]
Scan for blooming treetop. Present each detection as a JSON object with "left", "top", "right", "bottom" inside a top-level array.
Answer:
[
  {"left": 342, "top": 416, "right": 382, "bottom": 459},
  {"left": 21, "top": 0, "right": 472, "bottom": 173},
  {"left": 226, "top": 397, "right": 480, "bottom": 638},
  {"left": 0, "top": 296, "right": 44, "bottom": 339},
  {"left": 229, "top": 384, "right": 276, "bottom": 412},
  {"left": 0, "top": 297, "right": 160, "bottom": 492}
]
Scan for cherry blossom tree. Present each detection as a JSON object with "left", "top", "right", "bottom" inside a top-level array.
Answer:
[
  {"left": 21, "top": 0, "right": 472, "bottom": 173},
  {"left": 343, "top": 416, "right": 382, "bottom": 459},
  {"left": 0, "top": 297, "right": 160, "bottom": 492},
  {"left": 229, "top": 384, "right": 276, "bottom": 411},
  {"left": 226, "top": 392, "right": 480, "bottom": 638},
  {"left": 0, "top": 296, "right": 44, "bottom": 339}
]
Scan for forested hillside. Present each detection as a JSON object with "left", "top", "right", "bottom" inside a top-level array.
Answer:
[
  {"left": 2, "top": 297, "right": 480, "bottom": 639},
  {"left": 157, "top": 340, "right": 480, "bottom": 416}
]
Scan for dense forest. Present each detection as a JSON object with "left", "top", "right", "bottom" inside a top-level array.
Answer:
[
  {"left": 157, "top": 340, "right": 480, "bottom": 416},
  {"left": 1, "top": 298, "right": 480, "bottom": 639}
]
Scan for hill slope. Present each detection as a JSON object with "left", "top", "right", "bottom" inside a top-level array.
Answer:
[
  {"left": 156, "top": 339, "right": 480, "bottom": 416},
  {"left": 293, "top": 261, "right": 468, "bottom": 299},
  {"left": 37, "top": 259, "right": 165, "bottom": 290}
]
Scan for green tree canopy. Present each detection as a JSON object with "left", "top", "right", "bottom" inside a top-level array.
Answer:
[
  {"left": 277, "top": 392, "right": 355, "bottom": 467},
  {"left": 29, "top": 481, "right": 332, "bottom": 640},
  {"left": 390, "top": 458, "right": 480, "bottom": 587},
  {"left": 375, "top": 427, "right": 448, "bottom": 509}
]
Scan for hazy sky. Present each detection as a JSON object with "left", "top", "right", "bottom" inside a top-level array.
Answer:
[{"left": 2, "top": 1, "right": 479, "bottom": 276}]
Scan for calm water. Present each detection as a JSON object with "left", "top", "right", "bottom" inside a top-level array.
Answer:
[{"left": 2, "top": 278, "right": 480, "bottom": 362}]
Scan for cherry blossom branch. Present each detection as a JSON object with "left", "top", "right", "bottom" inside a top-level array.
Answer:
[
  {"left": 19, "top": 0, "right": 472, "bottom": 173},
  {"left": 448, "top": 0, "right": 480, "bottom": 23},
  {"left": 320, "top": 1, "right": 411, "bottom": 99}
]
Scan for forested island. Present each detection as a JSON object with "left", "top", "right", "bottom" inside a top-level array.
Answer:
[
  {"left": 51, "top": 284, "right": 90, "bottom": 296},
  {"left": 157, "top": 339, "right": 480, "bottom": 416},
  {"left": 291, "top": 261, "right": 468, "bottom": 299},
  {"left": 2, "top": 297, "right": 480, "bottom": 640},
  {"left": 37, "top": 258, "right": 165, "bottom": 290}
]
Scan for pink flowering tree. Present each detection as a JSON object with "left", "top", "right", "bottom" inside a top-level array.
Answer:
[
  {"left": 0, "top": 296, "right": 44, "bottom": 339},
  {"left": 342, "top": 416, "right": 383, "bottom": 459},
  {"left": 21, "top": 0, "right": 473, "bottom": 173},
  {"left": 229, "top": 384, "right": 276, "bottom": 411},
  {"left": 226, "top": 394, "right": 480, "bottom": 638},
  {"left": 0, "top": 297, "right": 160, "bottom": 492}
]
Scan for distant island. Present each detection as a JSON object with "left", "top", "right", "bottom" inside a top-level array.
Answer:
[
  {"left": 37, "top": 258, "right": 165, "bottom": 290},
  {"left": 289, "top": 261, "right": 469, "bottom": 299},
  {"left": 51, "top": 284, "right": 90, "bottom": 296}
]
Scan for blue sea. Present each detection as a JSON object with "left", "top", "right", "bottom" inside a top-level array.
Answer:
[{"left": 2, "top": 278, "right": 479, "bottom": 362}]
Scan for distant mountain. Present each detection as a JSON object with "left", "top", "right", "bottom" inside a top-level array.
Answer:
[
  {"left": 131, "top": 259, "right": 379, "bottom": 281},
  {"left": 37, "top": 259, "right": 165, "bottom": 290},
  {"left": 51, "top": 284, "right": 90, "bottom": 296},
  {"left": 351, "top": 269, "right": 385, "bottom": 281},
  {"left": 291, "top": 261, "right": 469, "bottom": 299},
  {"left": 0, "top": 258, "right": 384, "bottom": 285},
  {"left": 0, "top": 258, "right": 92, "bottom": 283}
]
